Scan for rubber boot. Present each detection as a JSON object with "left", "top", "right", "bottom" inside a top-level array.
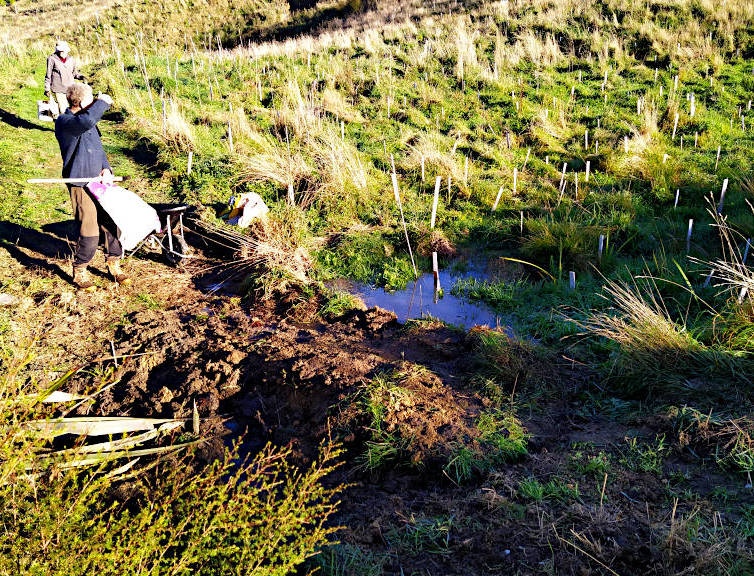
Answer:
[
  {"left": 107, "top": 258, "right": 131, "bottom": 285},
  {"left": 73, "top": 266, "right": 96, "bottom": 291}
]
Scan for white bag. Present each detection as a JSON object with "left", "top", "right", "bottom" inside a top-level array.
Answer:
[
  {"left": 229, "top": 192, "right": 269, "bottom": 228},
  {"left": 37, "top": 99, "right": 57, "bottom": 122},
  {"left": 87, "top": 182, "right": 161, "bottom": 251}
]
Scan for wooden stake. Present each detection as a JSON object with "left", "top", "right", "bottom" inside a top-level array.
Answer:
[{"left": 432, "top": 251, "right": 441, "bottom": 294}]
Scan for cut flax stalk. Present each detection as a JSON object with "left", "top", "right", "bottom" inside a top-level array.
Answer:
[{"left": 25, "top": 416, "right": 185, "bottom": 438}]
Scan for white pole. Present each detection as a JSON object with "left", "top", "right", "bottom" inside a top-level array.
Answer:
[
  {"left": 674, "top": 188, "right": 679, "bottom": 209},
  {"left": 672, "top": 112, "right": 679, "bottom": 139},
  {"left": 598, "top": 234, "right": 604, "bottom": 263},
  {"left": 569, "top": 271, "right": 576, "bottom": 290},
  {"left": 431, "top": 176, "right": 441, "bottom": 227},
  {"left": 687, "top": 219, "right": 693, "bottom": 253},
  {"left": 738, "top": 286, "right": 749, "bottom": 304},
  {"left": 585, "top": 160, "right": 590, "bottom": 182},
  {"left": 187, "top": 150, "right": 193, "bottom": 175},
  {"left": 513, "top": 167, "right": 518, "bottom": 196},
  {"left": 492, "top": 186, "right": 504, "bottom": 211},
  {"left": 717, "top": 178, "right": 728, "bottom": 214},
  {"left": 574, "top": 172, "right": 579, "bottom": 200}
]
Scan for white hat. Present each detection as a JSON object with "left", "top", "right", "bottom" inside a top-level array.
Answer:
[{"left": 55, "top": 40, "right": 70, "bottom": 53}]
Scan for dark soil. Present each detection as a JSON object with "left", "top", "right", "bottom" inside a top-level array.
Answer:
[{"left": 2, "top": 233, "right": 752, "bottom": 576}]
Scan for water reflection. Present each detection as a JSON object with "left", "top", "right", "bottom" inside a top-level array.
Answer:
[{"left": 346, "top": 265, "right": 501, "bottom": 329}]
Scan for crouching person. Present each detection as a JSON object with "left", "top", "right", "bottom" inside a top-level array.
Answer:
[{"left": 54, "top": 82, "right": 130, "bottom": 290}]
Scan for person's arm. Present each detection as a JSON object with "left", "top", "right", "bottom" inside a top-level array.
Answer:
[
  {"left": 56, "top": 99, "right": 110, "bottom": 136},
  {"left": 44, "top": 56, "right": 54, "bottom": 94}
]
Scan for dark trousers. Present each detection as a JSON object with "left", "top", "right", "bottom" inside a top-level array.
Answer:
[{"left": 68, "top": 185, "right": 122, "bottom": 267}]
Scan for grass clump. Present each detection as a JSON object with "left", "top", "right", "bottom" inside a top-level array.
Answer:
[
  {"left": 358, "top": 368, "right": 415, "bottom": 472},
  {"left": 466, "top": 326, "right": 557, "bottom": 398},
  {"left": 309, "top": 542, "right": 388, "bottom": 576},
  {"left": 444, "top": 410, "right": 529, "bottom": 483},
  {"left": 620, "top": 434, "right": 669, "bottom": 474},
  {"left": 577, "top": 275, "right": 753, "bottom": 393},
  {"left": 518, "top": 477, "right": 581, "bottom": 503},
  {"left": 384, "top": 515, "right": 453, "bottom": 557}
]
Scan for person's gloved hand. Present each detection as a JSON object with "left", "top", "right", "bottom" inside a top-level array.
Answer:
[
  {"left": 97, "top": 93, "right": 113, "bottom": 106},
  {"left": 99, "top": 168, "right": 114, "bottom": 186}
]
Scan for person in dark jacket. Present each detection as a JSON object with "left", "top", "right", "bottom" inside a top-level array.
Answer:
[
  {"left": 44, "top": 41, "right": 83, "bottom": 119},
  {"left": 55, "top": 82, "right": 130, "bottom": 290}
]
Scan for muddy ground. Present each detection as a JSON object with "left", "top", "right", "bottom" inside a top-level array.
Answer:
[{"left": 1, "top": 220, "right": 752, "bottom": 576}]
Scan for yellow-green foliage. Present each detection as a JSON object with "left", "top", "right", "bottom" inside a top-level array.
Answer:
[{"left": 0, "top": 347, "right": 341, "bottom": 574}]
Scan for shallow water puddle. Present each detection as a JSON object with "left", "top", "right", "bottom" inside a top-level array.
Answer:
[{"left": 343, "top": 264, "right": 501, "bottom": 329}]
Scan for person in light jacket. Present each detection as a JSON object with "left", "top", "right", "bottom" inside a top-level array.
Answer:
[
  {"left": 55, "top": 82, "right": 130, "bottom": 290},
  {"left": 44, "top": 40, "right": 83, "bottom": 118}
]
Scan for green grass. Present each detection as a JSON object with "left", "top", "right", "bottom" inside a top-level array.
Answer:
[
  {"left": 518, "top": 476, "right": 581, "bottom": 503},
  {"left": 309, "top": 543, "right": 388, "bottom": 576},
  {"left": 620, "top": 434, "right": 669, "bottom": 475},
  {"left": 384, "top": 515, "right": 453, "bottom": 556},
  {"left": 444, "top": 410, "right": 528, "bottom": 483},
  {"left": 570, "top": 448, "right": 612, "bottom": 477}
]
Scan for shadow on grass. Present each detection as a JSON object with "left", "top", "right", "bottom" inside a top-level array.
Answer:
[
  {"left": 0, "top": 220, "right": 73, "bottom": 281},
  {"left": 0, "top": 107, "right": 53, "bottom": 132}
]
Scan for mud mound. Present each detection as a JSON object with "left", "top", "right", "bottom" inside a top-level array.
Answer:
[{"left": 99, "top": 297, "right": 501, "bottom": 474}]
